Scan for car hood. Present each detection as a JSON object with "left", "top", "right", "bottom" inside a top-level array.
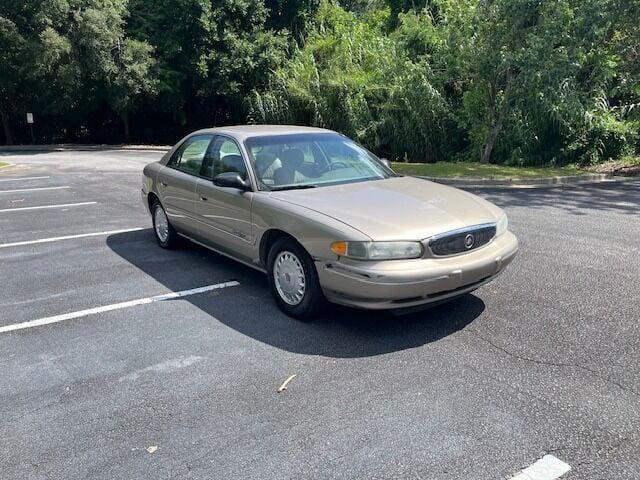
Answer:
[{"left": 270, "top": 176, "right": 502, "bottom": 241}]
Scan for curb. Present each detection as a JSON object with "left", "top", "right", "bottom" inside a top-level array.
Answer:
[
  {"left": 0, "top": 144, "right": 170, "bottom": 153},
  {"left": 417, "top": 173, "right": 637, "bottom": 188}
]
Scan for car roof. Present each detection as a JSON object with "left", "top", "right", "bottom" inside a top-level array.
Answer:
[{"left": 191, "top": 125, "right": 337, "bottom": 140}]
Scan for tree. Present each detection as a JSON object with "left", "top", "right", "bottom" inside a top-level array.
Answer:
[
  {"left": 68, "top": 0, "right": 158, "bottom": 141},
  {"left": 195, "top": 0, "right": 288, "bottom": 123},
  {"left": 431, "top": 0, "right": 640, "bottom": 165},
  {"left": 128, "top": 0, "right": 289, "bottom": 130},
  {"left": 0, "top": 15, "right": 24, "bottom": 144},
  {"left": 105, "top": 38, "right": 157, "bottom": 141},
  {"left": 435, "top": 0, "right": 548, "bottom": 164},
  {"left": 0, "top": 1, "right": 43, "bottom": 144},
  {"left": 0, "top": 0, "right": 637, "bottom": 162},
  {"left": 264, "top": 0, "right": 320, "bottom": 37},
  {"left": 250, "top": 2, "right": 452, "bottom": 161}
]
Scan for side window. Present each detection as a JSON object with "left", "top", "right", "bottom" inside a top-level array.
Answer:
[
  {"left": 209, "top": 137, "right": 247, "bottom": 180},
  {"left": 171, "top": 135, "right": 213, "bottom": 176}
]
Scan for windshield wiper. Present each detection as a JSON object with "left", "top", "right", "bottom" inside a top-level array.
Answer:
[{"left": 270, "top": 184, "right": 318, "bottom": 191}]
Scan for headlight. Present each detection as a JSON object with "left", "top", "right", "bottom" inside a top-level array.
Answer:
[
  {"left": 496, "top": 214, "right": 508, "bottom": 236},
  {"left": 331, "top": 241, "right": 423, "bottom": 260}
]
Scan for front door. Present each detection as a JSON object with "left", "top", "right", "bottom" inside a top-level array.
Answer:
[
  {"left": 157, "top": 134, "right": 213, "bottom": 236},
  {"left": 195, "top": 136, "right": 254, "bottom": 260}
]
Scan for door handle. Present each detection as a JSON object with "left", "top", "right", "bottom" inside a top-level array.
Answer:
[
  {"left": 200, "top": 196, "right": 208, "bottom": 202},
  {"left": 160, "top": 181, "right": 168, "bottom": 187}
]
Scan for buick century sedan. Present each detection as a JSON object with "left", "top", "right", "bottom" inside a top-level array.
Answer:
[{"left": 142, "top": 125, "right": 518, "bottom": 319}]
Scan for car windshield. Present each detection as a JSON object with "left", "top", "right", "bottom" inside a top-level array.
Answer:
[{"left": 245, "top": 133, "right": 395, "bottom": 191}]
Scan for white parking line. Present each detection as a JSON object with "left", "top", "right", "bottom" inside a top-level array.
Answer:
[
  {"left": 0, "top": 201, "right": 97, "bottom": 213},
  {"left": 511, "top": 455, "right": 571, "bottom": 480},
  {"left": 0, "top": 281, "right": 240, "bottom": 334},
  {"left": 0, "top": 186, "right": 70, "bottom": 194},
  {"left": 0, "top": 176, "right": 50, "bottom": 182},
  {"left": 0, "top": 227, "right": 145, "bottom": 249}
]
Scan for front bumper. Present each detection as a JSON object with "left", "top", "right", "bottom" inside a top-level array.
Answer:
[{"left": 316, "top": 231, "right": 518, "bottom": 309}]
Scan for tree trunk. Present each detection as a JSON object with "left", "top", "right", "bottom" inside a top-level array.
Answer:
[
  {"left": 0, "top": 111, "right": 13, "bottom": 146},
  {"left": 480, "top": 70, "right": 512, "bottom": 164},
  {"left": 480, "top": 114, "right": 504, "bottom": 164},
  {"left": 121, "top": 111, "right": 131, "bottom": 143}
]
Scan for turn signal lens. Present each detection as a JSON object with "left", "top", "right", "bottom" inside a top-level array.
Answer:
[{"left": 330, "top": 241, "right": 348, "bottom": 256}]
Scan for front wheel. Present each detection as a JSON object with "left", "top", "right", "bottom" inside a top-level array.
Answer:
[
  {"left": 151, "top": 200, "right": 179, "bottom": 249},
  {"left": 267, "top": 237, "right": 325, "bottom": 320}
]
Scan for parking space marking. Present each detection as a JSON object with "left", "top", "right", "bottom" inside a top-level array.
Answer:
[
  {"left": 0, "top": 186, "right": 70, "bottom": 194},
  {"left": 0, "top": 201, "right": 97, "bottom": 213},
  {"left": 0, "top": 227, "right": 145, "bottom": 249},
  {"left": 0, "top": 176, "right": 50, "bottom": 182},
  {"left": 0, "top": 281, "right": 240, "bottom": 334},
  {"left": 510, "top": 455, "right": 571, "bottom": 480}
]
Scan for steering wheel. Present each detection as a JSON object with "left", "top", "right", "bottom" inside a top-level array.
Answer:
[{"left": 330, "top": 160, "right": 349, "bottom": 170}]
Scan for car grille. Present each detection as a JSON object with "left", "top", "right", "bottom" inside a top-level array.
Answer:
[{"left": 428, "top": 224, "right": 496, "bottom": 256}]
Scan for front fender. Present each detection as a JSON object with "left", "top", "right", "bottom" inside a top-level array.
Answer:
[{"left": 251, "top": 194, "right": 371, "bottom": 261}]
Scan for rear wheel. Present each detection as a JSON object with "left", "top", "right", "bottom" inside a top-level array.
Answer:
[
  {"left": 267, "top": 237, "right": 325, "bottom": 320},
  {"left": 151, "top": 200, "right": 178, "bottom": 249}
]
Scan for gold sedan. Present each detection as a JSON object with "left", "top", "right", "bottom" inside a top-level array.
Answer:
[{"left": 142, "top": 125, "right": 518, "bottom": 319}]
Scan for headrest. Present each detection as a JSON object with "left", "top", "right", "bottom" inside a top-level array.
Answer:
[
  {"left": 255, "top": 152, "right": 277, "bottom": 167},
  {"left": 280, "top": 148, "right": 305, "bottom": 168},
  {"left": 255, "top": 152, "right": 276, "bottom": 161},
  {"left": 222, "top": 154, "right": 244, "bottom": 170}
]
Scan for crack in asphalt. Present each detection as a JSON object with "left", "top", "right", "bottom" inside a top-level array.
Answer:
[
  {"left": 465, "top": 328, "right": 640, "bottom": 397},
  {"left": 567, "top": 436, "right": 635, "bottom": 476}
]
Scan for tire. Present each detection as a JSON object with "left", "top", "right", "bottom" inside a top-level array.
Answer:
[
  {"left": 267, "top": 236, "right": 325, "bottom": 320},
  {"left": 151, "top": 200, "right": 179, "bottom": 249}
]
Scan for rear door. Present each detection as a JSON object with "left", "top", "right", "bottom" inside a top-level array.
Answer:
[
  {"left": 157, "top": 134, "right": 214, "bottom": 236},
  {"left": 195, "top": 135, "right": 254, "bottom": 260}
]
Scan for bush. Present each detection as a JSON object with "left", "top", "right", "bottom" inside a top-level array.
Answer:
[
  {"left": 250, "top": 0, "right": 640, "bottom": 166},
  {"left": 249, "top": 2, "right": 454, "bottom": 162}
]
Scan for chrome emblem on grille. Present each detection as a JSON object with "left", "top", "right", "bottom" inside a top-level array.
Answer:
[{"left": 464, "top": 233, "right": 475, "bottom": 249}]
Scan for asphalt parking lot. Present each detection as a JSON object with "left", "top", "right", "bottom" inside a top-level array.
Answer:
[{"left": 1, "top": 149, "right": 638, "bottom": 480}]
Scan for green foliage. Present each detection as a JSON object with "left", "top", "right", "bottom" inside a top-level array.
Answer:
[
  {"left": 127, "top": 0, "right": 289, "bottom": 126},
  {"left": 0, "top": 0, "right": 638, "bottom": 166},
  {"left": 249, "top": 2, "right": 452, "bottom": 161},
  {"left": 252, "top": 0, "right": 640, "bottom": 165},
  {"left": 0, "top": 1, "right": 41, "bottom": 143}
]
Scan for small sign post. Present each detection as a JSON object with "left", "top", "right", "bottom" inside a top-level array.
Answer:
[{"left": 26, "top": 112, "right": 35, "bottom": 144}]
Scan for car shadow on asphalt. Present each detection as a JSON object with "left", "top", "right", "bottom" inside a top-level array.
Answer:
[{"left": 107, "top": 229, "right": 485, "bottom": 358}]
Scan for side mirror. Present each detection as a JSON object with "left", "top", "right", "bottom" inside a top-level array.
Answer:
[
  {"left": 380, "top": 158, "right": 391, "bottom": 168},
  {"left": 213, "top": 172, "right": 249, "bottom": 190}
]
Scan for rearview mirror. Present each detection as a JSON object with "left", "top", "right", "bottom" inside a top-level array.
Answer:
[{"left": 213, "top": 172, "right": 249, "bottom": 190}]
